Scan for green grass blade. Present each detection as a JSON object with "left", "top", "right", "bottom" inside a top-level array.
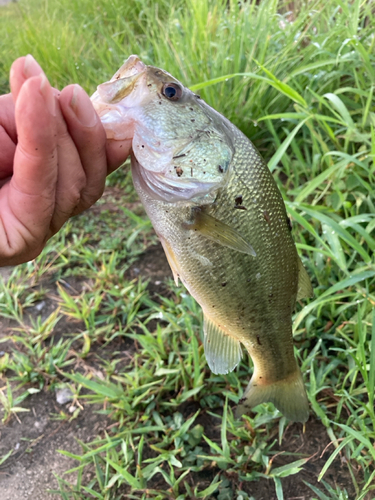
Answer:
[
  {"left": 268, "top": 118, "right": 310, "bottom": 172},
  {"left": 369, "top": 309, "right": 375, "bottom": 408}
]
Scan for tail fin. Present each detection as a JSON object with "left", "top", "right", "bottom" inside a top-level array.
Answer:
[{"left": 236, "top": 369, "right": 309, "bottom": 423}]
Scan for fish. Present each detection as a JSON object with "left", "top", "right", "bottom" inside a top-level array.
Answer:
[{"left": 91, "top": 55, "right": 313, "bottom": 422}]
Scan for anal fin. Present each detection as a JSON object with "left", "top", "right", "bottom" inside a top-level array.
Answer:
[{"left": 204, "top": 315, "right": 242, "bottom": 375}]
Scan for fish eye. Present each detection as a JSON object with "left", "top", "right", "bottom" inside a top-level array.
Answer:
[{"left": 162, "top": 82, "right": 183, "bottom": 101}]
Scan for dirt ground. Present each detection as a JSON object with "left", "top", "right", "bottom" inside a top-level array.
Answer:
[
  {"left": 0, "top": 393, "right": 111, "bottom": 500},
  {"left": 0, "top": 364, "right": 360, "bottom": 500},
  {"left": 0, "top": 364, "right": 359, "bottom": 500}
]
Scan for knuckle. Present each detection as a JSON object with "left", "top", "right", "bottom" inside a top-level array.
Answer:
[{"left": 74, "top": 185, "right": 105, "bottom": 215}]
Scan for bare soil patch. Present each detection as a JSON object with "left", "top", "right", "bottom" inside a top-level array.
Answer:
[
  {"left": 0, "top": 391, "right": 110, "bottom": 500},
  {"left": 0, "top": 388, "right": 358, "bottom": 500}
]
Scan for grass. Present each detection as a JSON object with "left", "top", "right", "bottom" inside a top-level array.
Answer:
[{"left": 0, "top": 0, "right": 374, "bottom": 498}]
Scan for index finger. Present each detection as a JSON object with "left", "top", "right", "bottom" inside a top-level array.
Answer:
[
  {"left": 10, "top": 54, "right": 46, "bottom": 103},
  {"left": 0, "top": 73, "right": 58, "bottom": 261},
  {"left": 12, "top": 74, "right": 57, "bottom": 198}
]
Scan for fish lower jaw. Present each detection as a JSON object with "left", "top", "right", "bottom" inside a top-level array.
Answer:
[
  {"left": 102, "top": 116, "right": 136, "bottom": 141},
  {"left": 91, "top": 99, "right": 136, "bottom": 141}
]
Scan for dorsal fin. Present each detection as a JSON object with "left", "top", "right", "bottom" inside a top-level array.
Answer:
[{"left": 203, "top": 315, "right": 242, "bottom": 375}]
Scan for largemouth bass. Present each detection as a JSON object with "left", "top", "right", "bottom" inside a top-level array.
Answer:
[{"left": 91, "top": 56, "right": 313, "bottom": 422}]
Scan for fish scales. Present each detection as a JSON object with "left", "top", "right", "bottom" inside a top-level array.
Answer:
[
  {"left": 92, "top": 55, "right": 313, "bottom": 422},
  {"left": 134, "top": 127, "right": 298, "bottom": 379}
]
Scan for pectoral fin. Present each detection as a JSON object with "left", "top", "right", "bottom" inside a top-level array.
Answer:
[
  {"left": 184, "top": 210, "right": 256, "bottom": 256},
  {"left": 203, "top": 315, "right": 242, "bottom": 374},
  {"left": 297, "top": 258, "right": 313, "bottom": 300}
]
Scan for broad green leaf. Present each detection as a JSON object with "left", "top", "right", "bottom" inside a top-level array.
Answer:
[
  {"left": 274, "top": 477, "right": 284, "bottom": 500},
  {"left": 256, "top": 60, "right": 307, "bottom": 107},
  {"left": 58, "top": 439, "right": 122, "bottom": 461},
  {"left": 106, "top": 458, "right": 142, "bottom": 489},
  {"left": 0, "top": 449, "right": 13, "bottom": 466},
  {"left": 322, "top": 223, "right": 347, "bottom": 271},
  {"left": 303, "top": 480, "right": 331, "bottom": 500},
  {"left": 64, "top": 372, "right": 123, "bottom": 399},
  {"left": 270, "top": 457, "right": 310, "bottom": 478},
  {"left": 196, "top": 478, "right": 221, "bottom": 498},
  {"left": 81, "top": 487, "right": 103, "bottom": 499}
]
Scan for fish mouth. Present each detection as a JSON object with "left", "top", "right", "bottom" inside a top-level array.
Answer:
[
  {"left": 95, "top": 55, "right": 147, "bottom": 105},
  {"left": 91, "top": 55, "right": 149, "bottom": 140},
  {"left": 112, "top": 55, "right": 146, "bottom": 80}
]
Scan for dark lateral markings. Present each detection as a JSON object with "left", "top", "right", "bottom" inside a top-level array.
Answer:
[{"left": 234, "top": 194, "right": 247, "bottom": 210}]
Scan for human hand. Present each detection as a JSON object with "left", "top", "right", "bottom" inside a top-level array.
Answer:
[{"left": 0, "top": 55, "right": 132, "bottom": 266}]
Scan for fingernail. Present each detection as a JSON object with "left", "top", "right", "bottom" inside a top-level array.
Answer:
[
  {"left": 39, "top": 73, "right": 56, "bottom": 116},
  {"left": 23, "top": 54, "right": 42, "bottom": 79},
  {"left": 71, "top": 84, "right": 98, "bottom": 127}
]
